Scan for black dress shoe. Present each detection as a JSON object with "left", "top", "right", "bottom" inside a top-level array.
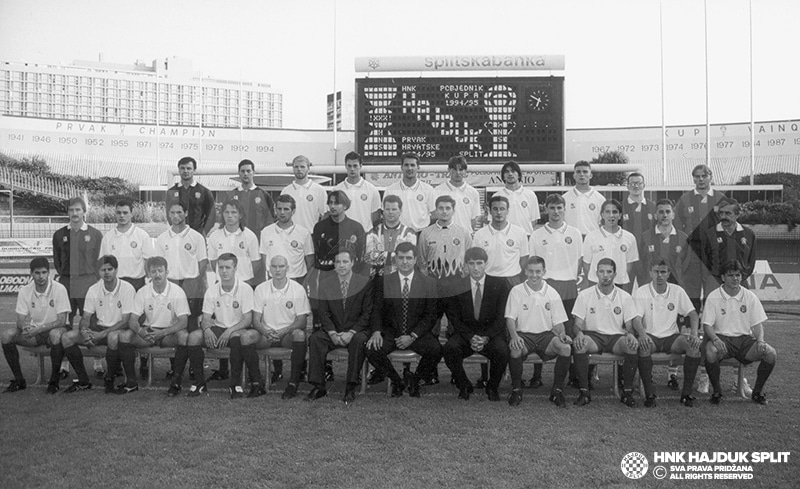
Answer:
[
  {"left": 408, "top": 379, "right": 421, "bottom": 398},
  {"left": 305, "top": 386, "right": 327, "bottom": 401},
  {"left": 342, "top": 385, "right": 357, "bottom": 404},
  {"left": 527, "top": 378, "right": 544, "bottom": 389},
  {"left": 458, "top": 387, "right": 470, "bottom": 401},
  {"left": 475, "top": 377, "right": 488, "bottom": 389},
  {"left": 390, "top": 380, "right": 405, "bottom": 397},
  {"left": 508, "top": 389, "right": 522, "bottom": 406},
  {"left": 486, "top": 388, "right": 501, "bottom": 402},
  {"left": 368, "top": 368, "right": 387, "bottom": 385}
]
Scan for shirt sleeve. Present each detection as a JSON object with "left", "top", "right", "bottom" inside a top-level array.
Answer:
[
  {"left": 201, "top": 289, "right": 215, "bottom": 315},
  {"left": 504, "top": 287, "right": 520, "bottom": 320},
  {"left": 132, "top": 289, "right": 146, "bottom": 316},
  {"left": 195, "top": 233, "right": 208, "bottom": 262},
  {"left": 676, "top": 287, "right": 695, "bottom": 316},
  {"left": 120, "top": 284, "right": 136, "bottom": 315},
  {"left": 15, "top": 292, "right": 29, "bottom": 316},
  {"left": 626, "top": 233, "right": 639, "bottom": 263},
  {"left": 53, "top": 284, "right": 72, "bottom": 315},
  {"left": 240, "top": 285, "right": 254, "bottom": 314},
  {"left": 247, "top": 233, "right": 260, "bottom": 262},
  {"left": 83, "top": 287, "right": 97, "bottom": 315},
  {"left": 206, "top": 235, "right": 219, "bottom": 261},
  {"left": 296, "top": 286, "right": 311, "bottom": 316},
  {"left": 573, "top": 291, "right": 588, "bottom": 320},
  {"left": 550, "top": 295, "right": 568, "bottom": 325},
  {"left": 172, "top": 288, "right": 191, "bottom": 317},
  {"left": 701, "top": 295, "right": 717, "bottom": 327},
  {"left": 631, "top": 288, "right": 647, "bottom": 318},
  {"left": 749, "top": 294, "right": 768, "bottom": 326},
  {"left": 622, "top": 294, "right": 639, "bottom": 321}
]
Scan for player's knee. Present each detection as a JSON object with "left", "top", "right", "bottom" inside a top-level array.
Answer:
[
  {"left": 50, "top": 329, "right": 64, "bottom": 343},
  {"left": 229, "top": 335, "right": 242, "bottom": 348},
  {"left": 291, "top": 329, "right": 305, "bottom": 342},
  {"left": 554, "top": 343, "right": 570, "bottom": 357},
  {"left": 0, "top": 328, "right": 17, "bottom": 343},
  {"left": 637, "top": 348, "right": 651, "bottom": 358},
  {"left": 186, "top": 330, "right": 202, "bottom": 346},
  {"left": 763, "top": 345, "right": 777, "bottom": 364},
  {"left": 705, "top": 346, "right": 719, "bottom": 363}
]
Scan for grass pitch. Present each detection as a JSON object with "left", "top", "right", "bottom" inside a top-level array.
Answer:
[{"left": 0, "top": 295, "right": 797, "bottom": 488}]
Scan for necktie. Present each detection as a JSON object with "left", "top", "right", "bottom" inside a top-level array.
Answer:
[
  {"left": 474, "top": 281, "right": 482, "bottom": 320},
  {"left": 341, "top": 280, "right": 348, "bottom": 312},
  {"left": 401, "top": 277, "right": 409, "bottom": 335}
]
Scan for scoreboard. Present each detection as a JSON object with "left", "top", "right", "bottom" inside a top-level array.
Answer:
[{"left": 356, "top": 77, "right": 564, "bottom": 163}]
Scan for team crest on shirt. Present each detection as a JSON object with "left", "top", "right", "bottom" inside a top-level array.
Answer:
[
  {"left": 233, "top": 195, "right": 239, "bottom": 200},
  {"left": 598, "top": 245, "right": 605, "bottom": 252},
  {"left": 507, "top": 239, "right": 514, "bottom": 246},
  {"left": 623, "top": 214, "right": 629, "bottom": 220},
  {"left": 741, "top": 237, "right": 748, "bottom": 246},
  {"left": 360, "top": 194, "right": 368, "bottom": 201},
  {"left": 452, "top": 238, "right": 461, "bottom": 246},
  {"left": 216, "top": 301, "right": 221, "bottom": 307},
  {"left": 239, "top": 241, "right": 245, "bottom": 249},
  {"left": 545, "top": 302, "right": 551, "bottom": 311},
  {"left": 131, "top": 242, "right": 138, "bottom": 248},
  {"left": 463, "top": 197, "right": 469, "bottom": 205},
  {"left": 117, "top": 301, "right": 122, "bottom": 308},
  {"left": 648, "top": 245, "right": 655, "bottom": 252},
  {"left": 255, "top": 197, "right": 261, "bottom": 204},
  {"left": 174, "top": 191, "right": 179, "bottom": 198},
  {"left": 542, "top": 239, "right": 548, "bottom": 246},
  {"left": 349, "top": 235, "right": 357, "bottom": 243},
  {"left": 84, "top": 235, "right": 91, "bottom": 242},
  {"left": 482, "top": 241, "right": 489, "bottom": 247},
  {"left": 589, "top": 203, "right": 596, "bottom": 210},
  {"left": 217, "top": 243, "right": 224, "bottom": 249},
  {"left": 565, "top": 237, "right": 572, "bottom": 244},
  {"left": 306, "top": 195, "right": 314, "bottom": 202},
  {"left": 522, "top": 304, "right": 529, "bottom": 311},
  {"left": 647, "top": 213, "right": 653, "bottom": 220},
  {"left": 589, "top": 307, "right": 596, "bottom": 314},
  {"left": 676, "top": 246, "right": 682, "bottom": 253},
  {"left": 194, "top": 192, "right": 201, "bottom": 199},
  {"left": 713, "top": 205, "right": 719, "bottom": 212},
  {"left": 688, "top": 206, "right": 694, "bottom": 213},
  {"left": 286, "top": 301, "right": 293, "bottom": 309},
  {"left": 717, "top": 237, "right": 723, "bottom": 244},
  {"left": 521, "top": 201, "right": 528, "bottom": 208},
  {"left": 233, "top": 301, "right": 239, "bottom": 309},
  {"left": 620, "top": 244, "right": 627, "bottom": 252},
  {"left": 147, "top": 304, "right": 154, "bottom": 311},
  {"left": 49, "top": 299, "right": 55, "bottom": 307},
  {"left": 99, "top": 299, "right": 103, "bottom": 307},
  {"left": 667, "top": 303, "right": 675, "bottom": 311},
  {"left": 31, "top": 301, "right": 35, "bottom": 308},
  {"left": 167, "top": 303, "right": 172, "bottom": 310},
  {"left": 63, "top": 236, "right": 68, "bottom": 242},
  {"left": 290, "top": 240, "right": 299, "bottom": 248},
  {"left": 416, "top": 194, "right": 424, "bottom": 201},
  {"left": 184, "top": 243, "right": 192, "bottom": 251},
  {"left": 740, "top": 305, "right": 747, "bottom": 313},
  {"left": 570, "top": 203, "right": 575, "bottom": 209},
  {"left": 613, "top": 306, "right": 622, "bottom": 315},
  {"left": 721, "top": 308, "right": 726, "bottom": 315}
]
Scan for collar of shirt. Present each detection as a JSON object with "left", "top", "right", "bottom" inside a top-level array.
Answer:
[
  {"left": 151, "top": 282, "right": 171, "bottom": 298},
  {"left": 594, "top": 285, "right": 618, "bottom": 302},
  {"left": 33, "top": 280, "right": 54, "bottom": 299},
  {"left": 217, "top": 279, "right": 240, "bottom": 297},
  {"left": 338, "top": 273, "right": 353, "bottom": 287},
  {"left": 489, "top": 222, "right": 510, "bottom": 235},
  {"left": 471, "top": 276, "right": 486, "bottom": 293},
  {"left": 113, "top": 225, "right": 136, "bottom": 237},
  {"left": 343, "top": 178, "right": 365, "bottom": 189},
  {"left": 275, "top": 223, "right": 296, "bottom": 235},
  {"left": 544, "top": 222, "right": 567, "bottom": 234},
  {"left": 647, "top": 282, "right": 670, "bottom": 299},
  {"left": 716, "top": 222, "right": 745, "bottom": 233},
  {"left": 168, "top": 226, "right": 191, "bottom": 239},
  {"left": 69, "top": 223, "right": 89, "bottom": 232},
  {"left": 572, "top": 187, "right": 596, "bottom": 198},
  {"left": 693, "top": 188, "right": 715, "bottom": 197},
  {"left": 292, "top": 180, "right": 313, "bottom": 190},
  {"left": 599, "top": 226, "right": 624, "bottom": 239},
  {"left": 399, "top": 271, "right": 415, "bottom": 287},
  {"left": 435, "top": 221, "right": 450, "bottom": 230},
  {"left": 102, "top": 279, "right": 121, "bottom": 297},
  {"left": 627, "top": 196, "right": 647, "bottom": 208},
  {"left": 269, "top": 279, "right": 290, "bottom": 295},
  {"left": 237, "top": 184, "right": 256, "bottom": 191},
  {"left": 523, "top": 281, "right": 548, "bottom": 297},
  {"left": 222, "top": 227, "right": 243, "bottom": 238},
  {"left": 399, "top": 180, "right": 420, "bottom": 192},
  {"left": 180, "top": 180, "right": 197, "bottom": 188},
  {"left": 445, "top": 181, "right": 467, "bottom": 192},
  {"left": 719, "top": 286, "right": 745, "bottom": 302}
]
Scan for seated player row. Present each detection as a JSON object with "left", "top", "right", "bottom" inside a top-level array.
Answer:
[{"left": 2, "top": 249, "right": 776, "bottom": 407}]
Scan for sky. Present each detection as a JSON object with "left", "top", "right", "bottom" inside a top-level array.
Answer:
[{"left": 0, "top": 0, "right": 797, "bottom": 130}]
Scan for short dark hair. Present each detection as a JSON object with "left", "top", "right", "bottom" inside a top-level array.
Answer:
[
  {"left": 328, "top": 190, "right": 351, "bottom": 210},
  {"left": 115, "top": 198, "right": 134, "bottom": 211},
  {"left": 178, "top": 156, "right": 197, "bottom": 169},
  {"left": 435, "top": 195, "right": 456, "bottom": 208},
  {"left": 721, "top": 260, "right": 744, "bottom": 275},
  {"left": 334, "top": 248, "right": 355, "bottom": 261},
  {"left": 601, "top": 199, "right": 623, "bottom": 215},
  {"left": 238, "top": 159, "right": 255, "bottom": 171},
  {"left": 655, "top": 198, "right": 674, "bottom": 208},
  {"left": 276, "top": 194, "right": 296, "bottom": 210},
  {"left": 222, "top": 199, "right": 245, "bottom": 229},
  {"left": 147, "top": 256, "right": 168, "bottom": 271},
  {"left": 545, "top": 194, "right": 566, "bottom": 207},
  {"left": 718, "top": 197, "right": 741, "bottom": 214},
  {"left": 167, "top": 199, "right": 187, "bottom": 213},
  {"left": 395, "top": 241, "right": 417, "bottom": 257},
  {"left": 383, "top": 194, "right": 403, "bottom": 209},
  {"left": 67, "top": 197, "right": 86, "bottom": 212},
  {"left": 447, "top": 155, "right": 468, "bottom": 171},
  {"left": 627, "top": 172, "right": 645, "bottom": 182},
  {"left": 651, "top": 259, "right": 670, "bottom": 270},
  {"left": 574, "top": 160, "right": 591, "bottom": 170},
  {"left": 29, "top": 257, "right": 49, "bottom": 273},
  {"left": 344, "top": 151, "right": 363, "bottom": 165},
  {"left": 98, "top": 255, "right": 118, "bottom": 270},
  {"left": 400, "top": 152, "right": 420, "bottom": 165},
  {"left": 598, "top": 257, "right": 617, "bottom": 273},
  {"left": 218, "top": 252, "right": 238, "bottom": 266},
  {"left": 488, "top": 195, "right": 509, "bottom": 208},
  {"left": 500, "top": 161, "right": 522, "bottom": 180},
  {"left": 526, "top": 255, "right": 546, "bottom": 269},
  {"left": 464, "top": 247, "right": 488, "bottom": 262}
]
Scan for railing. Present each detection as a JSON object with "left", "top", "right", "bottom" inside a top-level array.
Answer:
[{"left": 0, "top": 166, "right": 82, "bottom": 201}]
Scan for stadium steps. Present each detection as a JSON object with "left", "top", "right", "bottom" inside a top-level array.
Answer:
[{"left": 0, "top": 165, "right": 82, "bottom": 201}]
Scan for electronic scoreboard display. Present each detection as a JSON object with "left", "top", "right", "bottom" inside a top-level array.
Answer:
[{"left": 356, "top": 77, "right": 563, "bottom": 163}]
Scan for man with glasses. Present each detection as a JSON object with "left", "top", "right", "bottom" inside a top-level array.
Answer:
[{"left": 621, "top": 173, "right": 656, "bottom": 287}]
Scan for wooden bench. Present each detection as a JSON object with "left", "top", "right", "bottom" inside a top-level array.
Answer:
[{"left": 22, "top": 345, "right": 108, "bottom": 385}]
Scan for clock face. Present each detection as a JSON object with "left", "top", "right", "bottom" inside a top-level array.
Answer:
[{"left": 528, "top": 89, "right": 550, "bottom": 111}]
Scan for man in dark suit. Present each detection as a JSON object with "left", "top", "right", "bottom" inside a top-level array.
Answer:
[
  {"left": 442, "top": 247, "right": 510, "bottom": 401},
  {"left": 306, "top": 249, "right": 372, "bottom": 404},
  {"left": 366, "top": 241, "right": 441, "bottom": 398}
]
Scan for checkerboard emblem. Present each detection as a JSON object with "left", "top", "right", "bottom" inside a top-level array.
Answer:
[
  {"left": 239, "top": 241, "right": 245, "bottom": 249},
  {"left": 620, "top": 452, "right": 648, "bottom": 479},
  {"left": 620, "top": 244, "right": 627, "bottom": 252},
  {"left": 721, "top": 308, "right": 726, "bottom": 315},
  {"left": 131, "top": 242, "right": 137, "bottom": 248},
  {"left": 589, "top": 203, "right": 596, "bottom": 210},
  {"left": 542, "top": 240, "right": 548, "bottom": 246},
  {"left": 613, "top": 306, "right": 622, "bottom": 315},
  {"left": 255, "top": 197, "right": 261, "bottom": 203},
  {"left": 545, "top": 302, "right": 551, "bottom": 310},
  {"left": 184, "top": 243, "right": 192, "bottom": 250},
  {"left": 416, "top": 194, "right": 424, "bottom": 201},
  {"left": 589, "top": 307, "right": 595, "bottom": 314},
  {"left": 740, "top": 305, "right": 747, "bottom": 313},
  {"left": 99, "top": 300, "right": 103, "bottom": 307},
  {"left": 688, "top": 206, "right": 694, "bottom": 213},
  {"left": 286, "top": 301, "right": 293, "bottom": 309},
  {"left": 117, "top": 301, "right": 122, "bottom": 308},
  {"left": 194, "top": 192, "right": 201, "bottom": 199},
  {"left": 84, "top": 235, "right": 91, "bottom": 242},
  {"left": 291, "top": 240, "right": 299, "bottom": 248},
  {"left": 233, "top": 195, "right": 239, "bottom": 200},
  {"left": 49, "top": 300, "right": 54, "bottom": 307},
  {"left": 174, "top": 192, "right": 179, "bottom": 198},
  {"left": 506, "top": 239, "right": 514, "bottom": 246},
  {"left": 361, "top": 194, "right": 368, "bottom": 201},
  {"left": 648, "top": 245, "right": 655, "bottom": 252},
  {"left": 570, "top": 203, "right": 575, "bottom": 209},
  {"left": 565, "top": 237, "right": 572, "bottom": 244},
  {"left": 522, "top": 304, "right": 529, "bottom": 311},
  {"left": 463, "top": 197, "right": 469, "bottom": 204},
  {"left": 676, "top": 246, "right": 682, "bottom": 253},
  {"left": 233, "top": 301, "right": 239, "bottom": 309},
  {"left": 623, "top": 214, "right": 629, "bottom": 220},
  {"left": 521, "top": 201, "right": 528, "bottom": 208},
  {"left": 598, "top": 245, "right": 605, "bottom": 252},
  {"left": 647, "top": 213, "right": 653, "bottom": 220},
  {"left": 717, "top": 237, "right": 723, "bottom": 244},
  {"left": 452, "top": 238, "right": 461, "bottom": 245},
  {"left": 667, "top": 303, "right": 675, "bottom": 311},
  {"left": 306, "top": 195, "right": 313, "bottom": 201},
  {"left": 741, "top": 237, "right": 747, "bottom": 246},
  {"left": 216, "top": 301, "right": 221, "bottom": 307},
  {"left": 63, "top": 236, "right": 68, "bottom": 242}
]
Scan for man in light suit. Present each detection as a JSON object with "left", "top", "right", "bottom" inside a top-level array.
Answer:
[
  {"left": 366, "top": 241, "right": 441, "bottom": 398},
  {"left": 306, "top": 249, "right": 372, "bottom": 404},
  {"left": 443, "top": 247, "right": 510, "bottom": 401}
]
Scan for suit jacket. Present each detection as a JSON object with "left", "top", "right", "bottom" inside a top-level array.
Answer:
[
  {"left": 445, "top": 275, "right": 509, "bottom": 342},
  {"left": 373, "top": 270, "right": 438, "bottom": 338},
  {"left": 318, "top": 272, "right": 373, "bottom": 334}
]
